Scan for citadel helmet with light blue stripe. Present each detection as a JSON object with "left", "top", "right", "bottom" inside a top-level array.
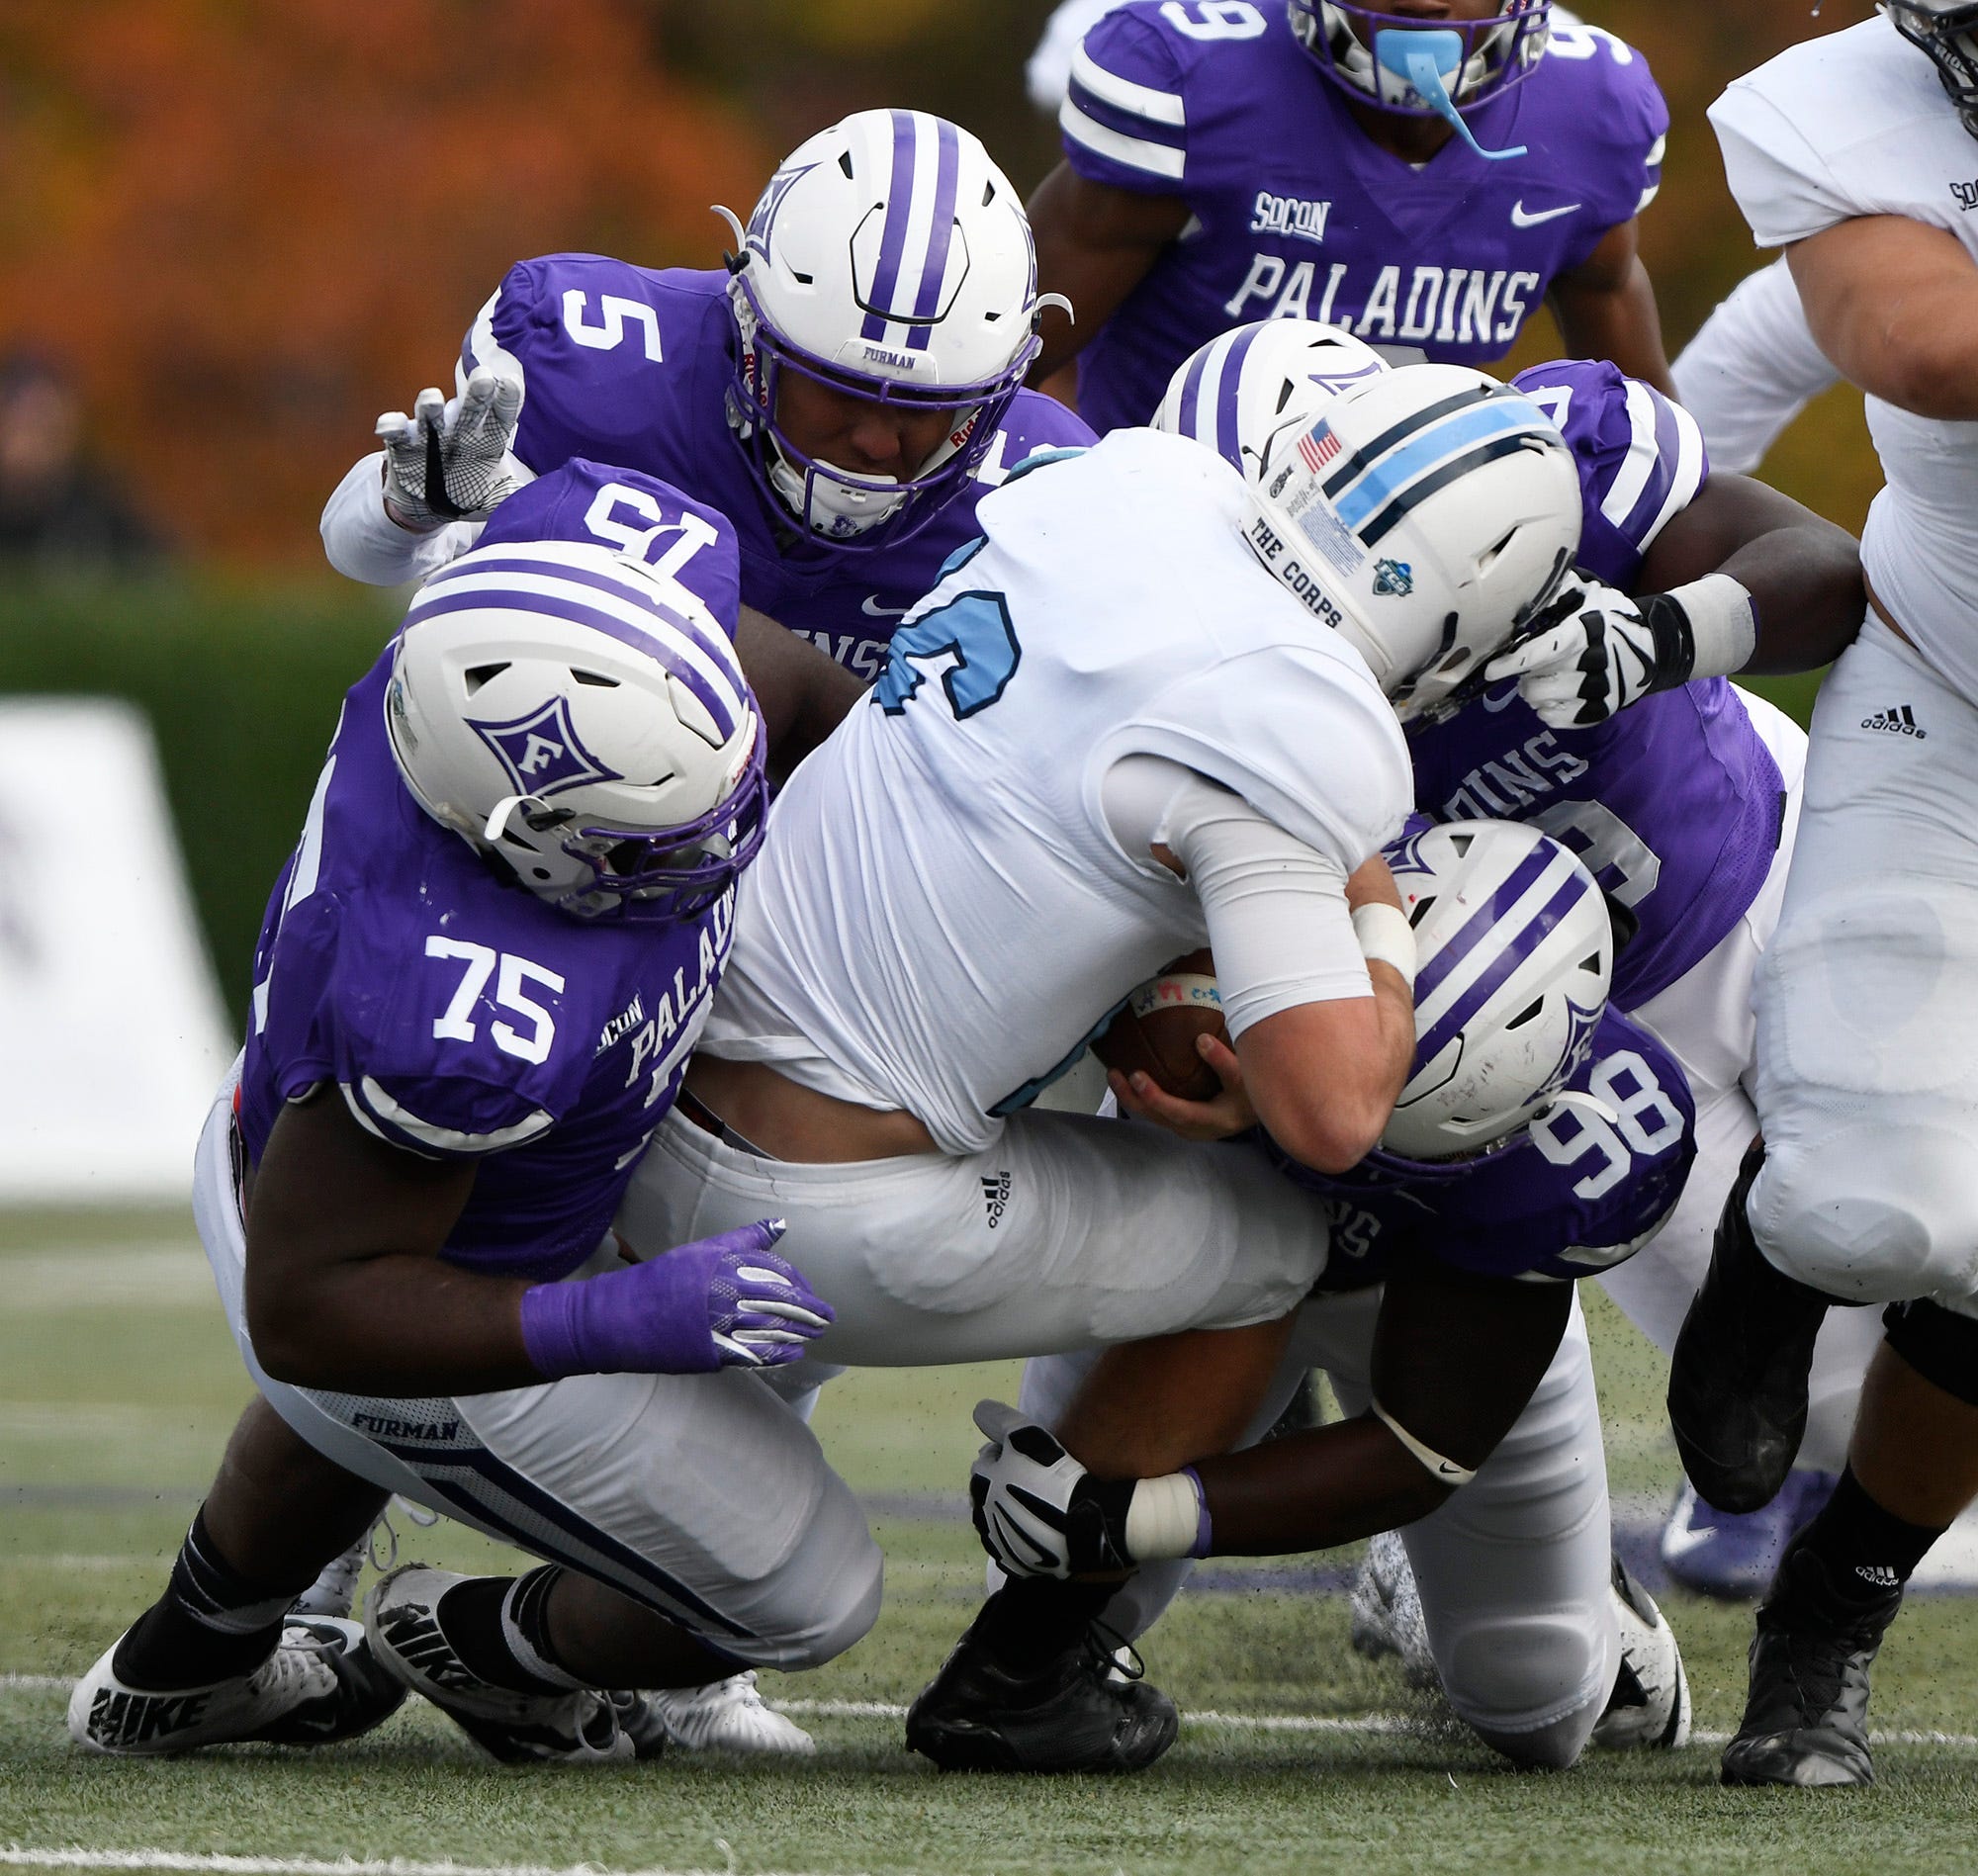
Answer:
[
  {"left": 714, "top": 110, "right": 1064, "bottom": 551},
  {"left": 1239, "top": 360, "right": 1579, "bottom": 723},
  {"left": 1152, "top": 317, "right": 1390, "bottom": 489},
  {"left": 385, "top": 540, "right": 765, "bottom": 924},
  {"left": 1378, "top": 818, "right": 1612, "bottom": 1167}
]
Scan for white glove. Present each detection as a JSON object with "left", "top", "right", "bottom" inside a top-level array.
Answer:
[
  {"left": 968, "top": 1400, "right": 1132, "bottom": 1580},
  {"left": 1484, "top": 573, "right": 1757, "bottom": 729},
  {"left": 376, "top": 366, "right": 525, "bottom": 531}
]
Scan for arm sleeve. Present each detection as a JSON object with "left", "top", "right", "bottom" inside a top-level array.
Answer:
[
  {"left": 320, "top": 451, "right": 484, "bottom": 586},
  {"left": 1670, "top": 259, "right": 1841, "bottom": 475},
  {"left": 1059, "top": 8, "right": 1190, "bottom": 194},
  {"left": 1101, "top": 756, "right": 1371, "bottom": 1038}
]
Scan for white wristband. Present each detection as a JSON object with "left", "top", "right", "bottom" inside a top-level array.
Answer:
[
  {"left": 1370, "top": 1397, "right": 1476, "bottom": 1487},
  {"left": 1352, "top": 901, "right": 1417, "bottom": 989},
  {"left": 1663, "top": 574, "right": 1757, "bottom": 682},
  {"left": 1124, "top": 1470, "right": 1208, "bottom": 1563}
]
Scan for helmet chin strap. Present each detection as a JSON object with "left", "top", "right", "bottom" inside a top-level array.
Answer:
[{"left": 1375, "top": 27, "right": 1528, "bottom": 160}]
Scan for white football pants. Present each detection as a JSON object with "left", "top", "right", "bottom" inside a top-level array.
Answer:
[
  {"left": 1750, "top": 618, "right": 1978, "bottom": 1320},
  {"left": 193, "top": 1076, "right": 881, "bottom": 1673},
  {"left": 616, "top": 1102, "right": 1331, "bottom": 1367},
  {"left": 1595, "top": 688, "right": 1881, "bottom": 1470},
  {"left": 1021, "top": 1289, "right": 1617, "bottom": 1770}
]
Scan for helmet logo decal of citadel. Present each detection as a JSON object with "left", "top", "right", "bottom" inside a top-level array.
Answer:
[
  {"left": 1373, "top": 558, "right": 1415, "bottom": 598},
  {"left": 468, "top": 697, "right": 623, "bottom": 798}
]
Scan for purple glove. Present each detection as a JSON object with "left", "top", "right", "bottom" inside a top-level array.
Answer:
[{"left": 519, "top": 1219, "right": 833, "bottom": 1380}]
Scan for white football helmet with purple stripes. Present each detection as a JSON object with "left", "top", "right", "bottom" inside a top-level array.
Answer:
[
  {"left": 1379, "top": 819, "right": 1613, "bottom": 1166},
  {"left": 386, "top": 541, "right": 765, "bottom": 923},
  {"left": 716, "top": 110, "right": 1057, "bottom": 548},
  {"left": 1153, "top": 318, "right": 1390, "bottom": 489},
  {"left": 1241, "top": 362, "right": 1579, "bottom": 723}
]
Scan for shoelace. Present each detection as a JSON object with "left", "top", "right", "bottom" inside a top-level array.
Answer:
[{"left": 1085, "top": 1619, "right": 1145, "bottom": 1685}]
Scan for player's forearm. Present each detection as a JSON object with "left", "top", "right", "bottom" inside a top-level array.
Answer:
[
  {"left": 1192, "top": 1418, "right": 1452, "bottom": 1555},
  {"left": 247, "top": 1253, "right": 541, "bottom": 1396},
  {"left": 733, "top": 605, "right": 864, "bottom": 779},
  {"left": 1550, "top": 250, "right": 1675, "bottom": 399},
  {"left": 1712, "top": 522, "right": 1865, "bottom": 673},
  {"left": 1791, "top": 219, "right": 1978, "bottom": 418},
  {"left": 1026, "top": 163, "right": 1182, "bottom": 381},
  {"left": 321, "top": 451, "right": 480, "bottom": 585}
]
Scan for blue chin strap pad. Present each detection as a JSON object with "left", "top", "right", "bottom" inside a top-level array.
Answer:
[{"left": 1375, "top": 27, "right": 1528, "bottom": 161}]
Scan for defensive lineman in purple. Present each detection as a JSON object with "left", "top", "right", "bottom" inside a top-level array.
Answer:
[
  {"left": 1036, "top": 1, "right": 1669, "bottom": 430},
  {"left": 66, "top": 466, "right": 885, "bottom": 1766},
  {"left": 320, "top": 110, "right": 1092, "bottom": 688}
]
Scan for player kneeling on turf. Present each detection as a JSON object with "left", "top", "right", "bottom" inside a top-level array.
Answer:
[
  {"left": 913, "top": 819, "right": 1694, "bottom": 1772},
  {"left": 68, "top": 469, "right": 861, "bottom": 1764}
]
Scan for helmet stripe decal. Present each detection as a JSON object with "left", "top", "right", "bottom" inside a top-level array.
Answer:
[
  {"left": 860, "top": 111, "right": 921, "bottom": 344},
  {"left": 1171, "top": 337, "right": 1215, "bottom": 454},
  {"left": 1330, "top": 400, "right": 1544, "bottom": 534},
  {"left": 1321, "top": 385, "right": 1496, "bottom": 496},
  {"left": 906, "top": 117, "right": 962, "bottom": 350},
  {"left": 1356, "top": 432, "right": 1537, "bottom": 547},
  {"left": 406, "top": 581, "right": 748, "bottom": 742},
  {"left": 1411, "top": 841, "right": 1561, "bottom": 1012},
  {"left": 1211, "top": 322, "right": 1264, "bottom": 468}
]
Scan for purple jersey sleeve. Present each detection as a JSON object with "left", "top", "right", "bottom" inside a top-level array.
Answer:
[
  {"left": 1060, "top": 5, "right": 1190, "bottom": 196},
  {"left": 1283, "top": 1008, "right": 1696, "bottom": 1289},
  {"left": 1513, "top": 359, "right": 1708, "bottom": 590},
  {"left": 479, "top": 459, "right": 743, "bottom": 641}
]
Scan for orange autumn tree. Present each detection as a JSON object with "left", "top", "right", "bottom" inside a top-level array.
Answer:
[{"left": 0, "top": 0, "right": 769, "bottom": 564}]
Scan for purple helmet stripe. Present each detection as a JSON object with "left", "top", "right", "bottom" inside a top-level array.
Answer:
[
  {"left": 1213, "top": 322, "right": 1265, "bottom": 467},
  {"left": 1412, "top": 842, "right": 1567, "bottom": 1009},
  {"left": 407, "top": 585, "right": 744, "bottom": 742},
  {"left": 1412, "top": 872, "right": 1596, "bottom": 1071},
  {"left": 905, "top": 117, "right": 962, "bottom": 351},
  {"left": 415, "top": 553, "right": 744, "bottom": 682},
  {"left": 860, "top": 110, "right": 921, "bottom": 344},
  {"left": 1173, "top": 341, "right": 1214, "bottom": 457}
]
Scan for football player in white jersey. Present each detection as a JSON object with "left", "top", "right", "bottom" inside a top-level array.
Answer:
[
  {"left": 614, "top": 366, "right": 1581, "bottom": 1768},
  {"left": 1657, "top": 0, "right": 1978, "bottom": 1789}
]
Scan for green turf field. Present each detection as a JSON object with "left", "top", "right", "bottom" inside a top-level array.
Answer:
[{"left": 7, "top": 1206, "right": 1978, "bottom": 1876}]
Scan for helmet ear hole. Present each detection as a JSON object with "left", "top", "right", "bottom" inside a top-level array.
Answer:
[{"left": 464, "top": 663, "right": 510, "bottom": 696}]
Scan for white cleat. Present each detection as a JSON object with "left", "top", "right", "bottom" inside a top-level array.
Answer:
[
  {"left": 291, "top": 1538, "right": 367, "bottom": 1621},
  {"left": 68, "top": 1616, "right": 405, "bottom": 1756},
  {"left": 365, "top": 1564, "right": 631, "bottom": 1764},
  {"left": 1346, "top": 1529, "right": 1437, "bottom": 1690},
  {"left": 637, "top": 1671, "right": 816, "bottom": 1755},
  {"left": 1590, "top": 1552, "right": 1691, "bottom": 1749}
]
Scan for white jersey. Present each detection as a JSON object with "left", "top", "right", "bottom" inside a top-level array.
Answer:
[
  {"left": 1670, "top": 258, "right": 1840, "bottom": 475},
  {"left": 1712, "top": 19, "right": 1978, "bottom": 696},
  {"left": 704, "top": 428, "right": 1412, "bottom": 1155}
]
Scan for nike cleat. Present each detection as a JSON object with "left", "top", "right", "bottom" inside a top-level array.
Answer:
[
  {"left": 1661, "top": 1473, "right": 1839, "bottom": 1602},
  {"left": 1591, "top": 1553, "right": 1691, "bottom": 1749},
  {"left": 637, "top": 1671, "right": 815, "bottom": 1754},
  {"left": 365, "top": 1565, "right": 630, "bottom": 1764},
  {"left": 68, "top": 1615, "right": 405, "bottom": 1755}
]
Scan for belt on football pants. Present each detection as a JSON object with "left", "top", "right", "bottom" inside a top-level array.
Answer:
[{"left": 675, "top": 1088, "right": 773, "bottom": 1160}]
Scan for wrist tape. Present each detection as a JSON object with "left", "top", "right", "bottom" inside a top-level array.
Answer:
[
  {"left": 1370, "top": 1397, "right": 1476, "bottom": 1488},
  {"left": 1650, "top": 574, "right": 1758, "bottom": 688},
  {"left": 1352, "top": 901, "right": 1418, "bottom": 989},
  {"left": 1123, "top": 1467, "right": 1213, "bottom": 1562}
]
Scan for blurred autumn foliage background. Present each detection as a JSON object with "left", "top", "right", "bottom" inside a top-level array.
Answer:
[{"left": 0, "top": 0, "right": 1877, "bottom": 569}]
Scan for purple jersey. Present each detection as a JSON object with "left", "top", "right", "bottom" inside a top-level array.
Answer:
[
  {"left": 1409, "top": 360, "right": 1785, "bottom": 1007},
  {"left": 466, "top": 257, "right": 1095, "bottom": 682},
  {"left": 1061, "top": 5, "right": 1666, "bottom": 429},
  {"left": 1276, "top": 1008, "right": 1695, "bottom": 1290},
  {"left": 238, "top": 465, "right": 740, "bottom": 1282}
]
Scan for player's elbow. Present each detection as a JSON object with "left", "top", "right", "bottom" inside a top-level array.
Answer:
[
  {"left": 1261, "top": 1084, "right": 1394, "bottom": 1177},
  {"left": 244, "top": 1271, "right": 340, "bottom": 1389},
  {"left": 1884, "top": 340, "right": 1978, "bottom": 421}
]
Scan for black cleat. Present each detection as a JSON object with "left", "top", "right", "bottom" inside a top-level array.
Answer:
[
  {"left": 1668, "top": 1143, "right": 1835, "bottom": 1514},
  {"left": 1721, "top": 1548, "right": 1901, "bottom": 1789},
  {"left": 906, "top": 1625, "right": 1178, "bottom": 1774}
]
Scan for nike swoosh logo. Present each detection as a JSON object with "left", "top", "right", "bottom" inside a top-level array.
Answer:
[
  {"left": 1659, "top": 1522, "right": 1721, "bottom": 1562},
  {"left": 861, "top": 595, "right": 909, "bottom": 618},
  {"left": 1480, "top": 682, "right": 1523, "bottom": 712},
  {"left": 1510, "top": 201, "right": 1580, "bottom": 227}
]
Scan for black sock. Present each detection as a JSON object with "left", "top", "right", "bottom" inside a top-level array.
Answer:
[
  {"left": 1778, "top": 1466, "right": 1943, "bottom": 1614},
  {"left": 968, "top": 1576, "right": 1121, "bottom": 1677},
  {"left": 112, "top": 1507, "right": 307, "bottom": 1689},
  {"left": 436, "top": 1565, "right": 584, "bottom": 1695}
]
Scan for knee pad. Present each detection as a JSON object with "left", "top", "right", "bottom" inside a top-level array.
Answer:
[
  {"left": 1883, "top": 1297, "right": 1978, "bottom": 1408},
  {"left": 1753, "top": 1126, "right": 1978, "bottom": 1305},
  {"left": 1438, "top": 1613, "right": 1605, "bottom": 1761},
  {"left": 765, "top": 1533, "right": 884, "bottom": 1670}
]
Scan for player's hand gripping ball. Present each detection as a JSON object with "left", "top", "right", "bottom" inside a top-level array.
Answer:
[{"left": 1093, "top": 950, "right": 1228, "bottom": 1102}]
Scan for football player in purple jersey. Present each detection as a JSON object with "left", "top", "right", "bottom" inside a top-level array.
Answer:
[
  {"left": 66, "top": 467, "right": 875, "bottom": 1765},
  {"left": 1026, "top": 0, "right": 1673, "bottom": 432},
  {"left": 1153, "top": 318, "right": 1870, "bottom": 1598},
  {"left": 922, "top": 821, "right": 1694, "bottom": 1772},
  {"left": 321, "top": 109, "right": 1093, "bottom": 704}
]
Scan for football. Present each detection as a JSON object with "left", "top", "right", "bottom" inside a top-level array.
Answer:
[{"left": 1093, "top": 948, "right": 1228, "bottom": 1102}]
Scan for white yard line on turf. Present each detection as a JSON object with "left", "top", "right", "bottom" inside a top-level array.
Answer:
[
  {"left": 0, "top": 1852, "right": 840, "bottom": 1876},
  {"left": 7, "top": 1676, "right": 1978, "bottom": 1748}
]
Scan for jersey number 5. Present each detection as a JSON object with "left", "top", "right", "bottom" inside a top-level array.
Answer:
[{"left": 872, "top": 591, "right": 1022, "bottom": 720}]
